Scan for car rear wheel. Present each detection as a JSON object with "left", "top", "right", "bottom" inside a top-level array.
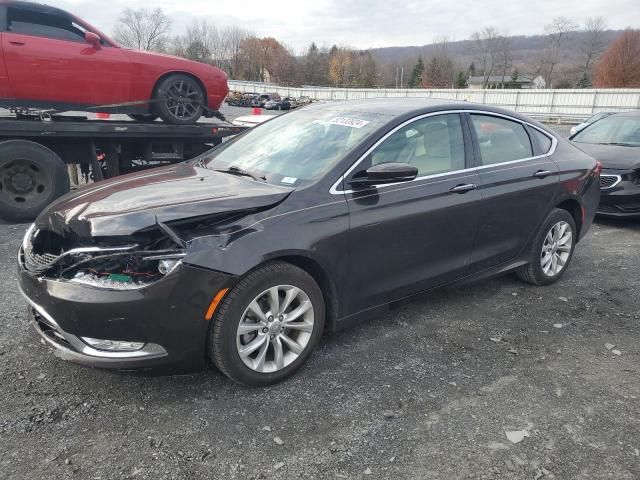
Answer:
[
  {"left": 0, "top": 140, "right": 69, "bottom": 221},
  {"left": 516, "top": 208, "right": 576, "bottom": 286},
  {"left": 155, "top": 74, "right": 205, "bottom": 125},
  {"left": 209, "top": 262, "right": 325, "bottom": 386}
]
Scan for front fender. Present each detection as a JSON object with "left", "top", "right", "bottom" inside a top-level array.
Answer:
[{"left": 182, "top": 196, "right": 350, "bottom": 315}]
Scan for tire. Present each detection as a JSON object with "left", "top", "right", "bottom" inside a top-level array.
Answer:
[
  {"left": 209, "top": 262, "right": 325, "bottom": 386},
  {"left": 0, "top": 140, "right": 69, "bottom": 221},
  {"left": 516, "top": 208, "right": 577, "bottom": 286},
  {"left": 127, "top": 113, "right": 158, "bottom": 122},
  {"left": 155, "top": 74, "right": 205, "bottom": 125}
]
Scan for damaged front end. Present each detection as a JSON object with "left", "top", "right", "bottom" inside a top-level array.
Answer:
[{"left": 20, "top": 223, "right": 187, "bottom": 290}]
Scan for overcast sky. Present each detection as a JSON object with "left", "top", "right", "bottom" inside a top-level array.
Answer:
[{"left": 51, "top": 0, "right": 639, "bottom": 52}]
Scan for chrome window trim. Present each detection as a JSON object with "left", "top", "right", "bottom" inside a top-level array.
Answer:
[
  {"left": 600, "top": 174, "right": 622, "bottom": 190},
  {"left": 330, "top": 109, "right": 558, "bottom": 195}
]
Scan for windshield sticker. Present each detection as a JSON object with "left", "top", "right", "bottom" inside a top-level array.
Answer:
[
  {"left": 281, "top": 177, "right": 298, "bottom": 184},
  {"left": 327, "top": 117, "right": 370, "bottom": 129}
]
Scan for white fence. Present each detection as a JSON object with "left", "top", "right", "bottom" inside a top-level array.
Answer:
[{"left": 228, "top": 81, "right": 640, "bottom": 121}]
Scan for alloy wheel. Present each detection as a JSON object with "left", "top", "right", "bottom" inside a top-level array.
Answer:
[
  {"left": 236, "top": 285, "right": 315, "bottom": 373},
  {"left": 163, "top": 80, "right": 202, "bottom": 122},
  {"left": 540, "top": 220, "right": 573, "bottom": 277}
]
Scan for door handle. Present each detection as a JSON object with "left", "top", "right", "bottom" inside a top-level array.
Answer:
[
  {"left": 533, "top": 170, "right": 553, "bottom": 179},
  {"left": 450, "top": 183, "right": 477, "bottom": 194},
  {"left": 9, "top": 41, "right": 25, "bottom": 46}
]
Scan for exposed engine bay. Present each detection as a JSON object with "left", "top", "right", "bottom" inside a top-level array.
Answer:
[
  {"left": 21, "top": 223, "right": 186, "bottom": 290},
  {"left": 19, "top": 206, "right": 267, "bottom": 290}
]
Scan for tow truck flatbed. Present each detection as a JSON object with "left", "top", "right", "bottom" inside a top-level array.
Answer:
[
  {"left": 0, "top": 114, "right": 247, "bottom": 220},
  {"left": 0, "top": 114, "right": 243, "bottom": 139}
]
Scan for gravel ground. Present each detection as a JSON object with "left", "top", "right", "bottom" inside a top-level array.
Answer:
[{"left": 1, "top": 115, "right": 638, "bottom": 480}]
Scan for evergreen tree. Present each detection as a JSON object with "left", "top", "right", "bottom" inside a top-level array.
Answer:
[
  {"left": 468, "top": 62, "right": 476, "bottom": 77},
  {"left": 508, "top": 68, "right": 520, "bottom": 88},
  {"left": 455, "top": 71, "right": 467, "bottom": 88},
  {"left": 303, "top": 42, "right": 320, "bottom": 84},
  {"left": 359, "top": 51, "right": 378, "bottom": 87},
  {"left": 408, "top": 56, "right": 425, "bottom": 88},
  {"left": 577, "top": 73, "right": 592, "bottom": 88}
]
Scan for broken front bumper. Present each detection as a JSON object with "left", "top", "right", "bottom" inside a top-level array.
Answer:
[{"left": 18, "top": 256, "right": 236, "bottom": 373}]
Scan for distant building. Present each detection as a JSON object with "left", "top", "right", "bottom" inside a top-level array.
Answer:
[{"left": 467, "top": 75, "right": 546, "bottom": 89}]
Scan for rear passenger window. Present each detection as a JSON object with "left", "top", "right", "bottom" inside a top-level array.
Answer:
[
  {"left": 529, "top": 128, "right": 553, "bottom": 154},
  {"left": 471, "top": 115, "right": 533, "bottom": 165}
]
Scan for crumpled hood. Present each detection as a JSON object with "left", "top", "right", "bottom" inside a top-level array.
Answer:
[
  {"left": 573, "top": 142, "right": 640, "bottom": 170},
  {"left": 36, "top": 163, "right": 293, "bottom": 238}
]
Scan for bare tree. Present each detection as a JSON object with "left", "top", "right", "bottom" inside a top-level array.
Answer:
[
  {"left": 113, "top": 8, "right": 171, "bottom": 52},
  {"left": 221, "top": 26, "right": 252, "bottom": 79},
  {"left": 171, "top": 20, "right": 221, "bottom": 63},
  {"left": 580, "top": 17, "right": 608, "bottom": 77},
  {"left": 423, "top": 37, "right": 455, "bottom": 88},
  {"left": 541, "top": 16, "right": 578, "bottom": 87},
  {"left": 497, "top": 36, "right": 513, "bottom": 86},
  {"left": 470, "top": 27, "right": 501, "bottom": 88}
]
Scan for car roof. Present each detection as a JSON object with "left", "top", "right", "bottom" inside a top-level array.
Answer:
[
  {"left": 0, "top": 0, "right": 71, "bottom": 17},
  {"left": 304, "top": 98, "right": 540, "bottom": 123},
  {"left": 608, "top": 110, "right": 640, "bottom": 118}
]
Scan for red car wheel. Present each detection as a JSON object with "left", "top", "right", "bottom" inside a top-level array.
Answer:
[{"left": 155, "top": 74, "right": 205, "bottom": 125}]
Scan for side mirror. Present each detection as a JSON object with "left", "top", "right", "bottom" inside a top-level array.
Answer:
[
  {"left": 348, "top": 162, "right": 418, "bottom": 187},
  {"left": 85, "top": 31, "right": 101, "bottom": 48}
]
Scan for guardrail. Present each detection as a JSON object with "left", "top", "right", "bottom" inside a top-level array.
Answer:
[{"left": 228, "top": 81, "right": 640, "bottom": 121}]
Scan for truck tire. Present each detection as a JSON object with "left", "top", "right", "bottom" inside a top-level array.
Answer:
[
  {"left": 0, "top": 140, "right": 70, "bottom": 221},
  {"left": 155, "top": 74, "right": 205, "bottom": 125}
]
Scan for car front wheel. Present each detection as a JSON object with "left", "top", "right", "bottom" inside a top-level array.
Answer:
[
  {"left": 209, "top": 262, "right": 325, "bottom": 386},
  {"left": 516, "top": 208, "right": 577, "bottom": 286}
]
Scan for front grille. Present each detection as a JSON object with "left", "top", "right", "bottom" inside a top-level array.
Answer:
[
  {"left": 598, "top": 203, "right": 640, "bottom": 214},
  {"left": 617, "top": 203, "right": 640, "bottom": 213},
  {"left": 22, "top": 228, "right": 66, "bottom": 272},
  {"left": 600, "top": 174, "right": 621, "bottom": 190},
  {"left": 24, "top": 247, "right": 59, "bottom": 271},
  {"left": 598, "top": 204, "right": 619, "bottom": 213}
]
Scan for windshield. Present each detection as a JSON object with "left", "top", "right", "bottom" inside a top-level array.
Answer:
[
  {"left": 204, "top": 108, "right": 390, "bottom": 186},
  {"left": 572, "top": 115, "right": 640, "bottom": 146}
]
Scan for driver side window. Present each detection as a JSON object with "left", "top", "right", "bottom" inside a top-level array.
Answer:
[{"left": 367, "top": 114, "right": 466, "bottom": 177}]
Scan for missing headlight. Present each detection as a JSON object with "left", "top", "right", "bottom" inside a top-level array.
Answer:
[
  {"left": 66, "top": 252, "right": 186, "bottom": 290},
  {"left": 158, "top": 258, "right": 181, "bottom": 275}
]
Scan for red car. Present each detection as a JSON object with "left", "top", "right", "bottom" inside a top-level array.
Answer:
[{"left": 0, "top": 1, "right": 229, "bottom": 124}]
